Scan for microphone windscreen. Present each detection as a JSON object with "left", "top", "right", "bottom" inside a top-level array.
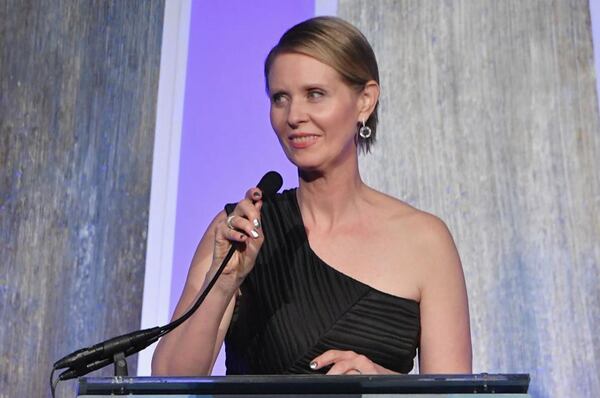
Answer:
[
  {"left": 224, "top": 171, "right": 283, "bottom": 214},
  {"left": 257, "top": 171, "right": 283, "bottom": 197}
]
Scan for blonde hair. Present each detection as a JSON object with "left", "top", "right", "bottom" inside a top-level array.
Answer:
[{"left": 264, "top": 16, "right": 380, "bottom": 153}]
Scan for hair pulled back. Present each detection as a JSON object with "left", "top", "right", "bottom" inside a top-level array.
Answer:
[{"left": 264, "top": 16, "right": 380, "bottom": 153}]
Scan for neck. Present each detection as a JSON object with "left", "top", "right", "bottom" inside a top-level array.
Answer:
[{"left": 296, "top": 158, "right": 366, "bottom": 230}]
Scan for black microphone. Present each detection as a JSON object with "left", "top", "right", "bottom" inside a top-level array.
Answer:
[
  {"left": 53, "top": 327, "right": 161, "bottom": 370},
  {"left": 225, "top": 170, "right": 283, "bottom": 214},
  {"left": 58, "top": 343, "right": 141, "bottom": 380},
  {"left": 53, "top": 171, "right": 283, "bottom": 378},
  {"left": 257, "top": 170, "right": 284, "bottom": 196}
]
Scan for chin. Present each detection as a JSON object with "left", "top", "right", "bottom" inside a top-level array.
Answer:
[
  {"left": 289, "top": 160, "right": 323, "bottom": 173},
  {"left": 284, "top": 150, "right": 324, "bottom": 171}
]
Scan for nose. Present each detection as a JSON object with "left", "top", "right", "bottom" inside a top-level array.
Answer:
[{"left": 286, "top": 98, "right": 308, "bottom": 128}]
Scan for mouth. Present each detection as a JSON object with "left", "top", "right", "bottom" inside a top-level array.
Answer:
[{"left": 288, "top": 133, "right": 320, "bottom": 149}]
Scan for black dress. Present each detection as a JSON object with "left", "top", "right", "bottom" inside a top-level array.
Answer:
[{"left": 225, "top": 189, "right": 420, "bottom": 374}]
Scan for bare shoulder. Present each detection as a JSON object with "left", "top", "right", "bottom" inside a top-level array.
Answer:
[
  {"left": 400, "top": 208, "right": 457, "bottom": 262},
  {"left": 367, "top": 189, "right": 461, "bottom": 274},
  {"left": 365, "top": 189, "right": 472, "bottom": 372},
  {"left": 369, "top": 189, "right": 451, "bottom": 234}
]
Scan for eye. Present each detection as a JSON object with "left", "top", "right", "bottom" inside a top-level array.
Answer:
[
  {"left": 307, "top": 89, "right": 324, "bottom": 100},
  {"left": 271, "top": 92, "right": 288, "bottom": 105}
]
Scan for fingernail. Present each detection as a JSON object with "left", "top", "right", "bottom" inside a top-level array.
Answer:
[
  {"left": 253, "top": 218, "right": 261, "bottom": 229},
  {"left": 240, "top": 234, "right": 246, "bottom": 240},
  {"left": 309, "top": 361, "right": 318, "bottom": 370},
  {"left": 250, "top": 229, "right": 259, "bottom": 238},
  {"left": 253, "top": 191, "right": 261, "bottom": 199}
]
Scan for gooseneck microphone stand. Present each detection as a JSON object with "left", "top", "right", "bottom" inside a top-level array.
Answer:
[{"left": 50, "top": 171, "right": 283, "bottom": 394}]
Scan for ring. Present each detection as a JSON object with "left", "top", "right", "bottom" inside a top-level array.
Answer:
[{"left": 226, "top": 215, "right": 236, "bottom": 230}]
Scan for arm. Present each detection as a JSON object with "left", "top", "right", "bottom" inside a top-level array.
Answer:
[
  {"left": 152, "top": 190, "right": 265, "bottom": 376},
  {"left": 417, "top": 216, "right": 472, "bottom": 373},
  {"left": 311, "top": 214, "right": 471, "bottom": 375},
  {"left": 151, "top": 211, "right": 234, "bottom": 375}
]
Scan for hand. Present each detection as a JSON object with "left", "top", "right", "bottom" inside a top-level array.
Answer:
[
  {"left": 310, "top": 350, "right": 397, "bottom": 375},
  {"left": 212, "top": 187, "right": 265, "bottom": 290}
]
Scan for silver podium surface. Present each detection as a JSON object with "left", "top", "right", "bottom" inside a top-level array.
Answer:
[{"left": 78, "top": 373, "right": 530, "bottom": 397}]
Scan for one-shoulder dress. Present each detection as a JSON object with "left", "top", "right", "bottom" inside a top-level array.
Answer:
[{"left": 224, "top": 189, "right": 420, "bottom": 374}]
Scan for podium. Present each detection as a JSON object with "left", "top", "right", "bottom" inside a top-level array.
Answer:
[{"left": 78, "top": 374, "right": 530, "bottom": 397}]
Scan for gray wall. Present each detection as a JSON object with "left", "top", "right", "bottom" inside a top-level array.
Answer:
[
  {"left": 340, "top": 1, "right": 600, "bottom": 397},
  {"left": 0, "top": 1, "right": 164, "bottom": 397},
  {"left": 2, "top": 0, "right": 599, "bottom": 397}
]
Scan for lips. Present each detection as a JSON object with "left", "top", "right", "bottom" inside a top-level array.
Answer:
[{"left": 288, "top": 133, "right": 320, "bottom": 149}]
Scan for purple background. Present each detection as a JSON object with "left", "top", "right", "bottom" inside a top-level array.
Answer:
[{"left": 171, "top": 0, "right": 314, "bottom": 374}]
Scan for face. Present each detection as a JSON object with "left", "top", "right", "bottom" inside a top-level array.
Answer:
[{"left": 267, "top": 52, "right": 365, "bottom": 171}]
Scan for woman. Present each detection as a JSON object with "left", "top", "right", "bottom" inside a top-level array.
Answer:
[{"left": 152, "top": 16, "right": 471, "bottom": 376}]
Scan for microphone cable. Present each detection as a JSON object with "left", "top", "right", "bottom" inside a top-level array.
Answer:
[{"left": 50, "top": 171, "right": 283, "bottom": 394}]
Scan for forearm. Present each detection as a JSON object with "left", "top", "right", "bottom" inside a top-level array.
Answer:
[
  {"left": 151, "top": 192, "right": 264, "bottom": 375},
  {"left": 151, "top": 271, "right": 238, "bottom": 376}
]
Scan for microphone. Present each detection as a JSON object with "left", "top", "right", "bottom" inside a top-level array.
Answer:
[
  {"left": 57, "top": 343, "right": 141, "bottom": 380},
  {"left": 53, "top": 171, "right": 283, "bottom": 379},
  {"left": 53, "top": 327, "right": 161, "bottom": 370},
  {"left": 257, "top": 170, "right": 283, "bottom": 197},
  {"left": 225, "top": 170, "right": 283, "bottom": 214}
]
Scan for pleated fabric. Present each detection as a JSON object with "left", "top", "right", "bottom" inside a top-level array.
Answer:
[{"left": 225, "top": 189, "right": 420, "bottom": 374}]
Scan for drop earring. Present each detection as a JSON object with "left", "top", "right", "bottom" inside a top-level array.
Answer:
[{"left": 359, "top": 120, "right": 372, "bottom": 139}]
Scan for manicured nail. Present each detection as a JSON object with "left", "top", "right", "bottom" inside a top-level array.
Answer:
[
  {"left": 309, "top": 361, "right": 318, "bottom": 370},
  {"left": 253, "top": 218, "right": 261, "bottom": 228},
  {"left": 250, "top": 229, "right": 259, "bottom": 238},
  {"left": 253, "top": 191, "right": 261, "bottom": 199}
]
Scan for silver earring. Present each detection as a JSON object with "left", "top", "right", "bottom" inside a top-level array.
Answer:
[{"left": 359, "top": 120, "right": 372, "bottom": 139}]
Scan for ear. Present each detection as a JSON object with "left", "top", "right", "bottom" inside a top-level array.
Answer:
[{"left": 357, "top": 80, "right": 380, "bottom": 122}]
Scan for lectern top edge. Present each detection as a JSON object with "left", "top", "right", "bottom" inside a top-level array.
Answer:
[{"left": 79, "top": 373, "right": 530, "bottom": 395}]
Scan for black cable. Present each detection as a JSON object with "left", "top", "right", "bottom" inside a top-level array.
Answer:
[
  {"left": 53, "top": 240, "right": 235, "bottom": 382},
  {"left": 50, "top": 367, "right": 57, "bottom": 398},
  {"left": 52, "top": 171, "right": 283, "bottom": 380},
  {"left": 52, "top": 375, "right": 60, "bottom": 396},
  {"left": 52, "top": 241, "right": 234, "bottom": 382},
  {"left": 155, "top": 170, "right": 275, "bottom": 335},
  {"left": 158, "top": 243, "right": 237, "bottom": 335}
]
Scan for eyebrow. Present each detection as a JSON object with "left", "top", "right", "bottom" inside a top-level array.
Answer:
[{"left": 269, "top": 83, "right": 330, "bottom": 94}]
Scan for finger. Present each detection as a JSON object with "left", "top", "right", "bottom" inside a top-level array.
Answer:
[
  {"left": 254, "top": 199, "right": 263, "bottom": 214},
  {"left": 245, "top": 187, "right": 262, "bottom": 202},
  {"left": 235, "top": 199, "right": 262, "bottom": 230},
  {"left": 326, "top": 360, "right": 358, "bottom": 375},
  {"left": 219, "top": 221, "right": 249, "bottom": 243},
  {"left": 325, "top": 355, "right": 372, "bottom": 375},
  {"left": 310, "top": 350, "right": 352, "bottom": 370},
  {"left": 236, "top": 196, "right": 262, "bottom": 215},
  {"left": 226, "top": 214, "right": 260, "bottom": 239}
]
